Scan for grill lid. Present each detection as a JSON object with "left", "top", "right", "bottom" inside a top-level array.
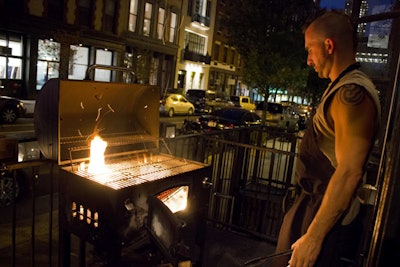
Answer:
[{"left": 34, "top": 79, "right": 159, "bottom": 165}]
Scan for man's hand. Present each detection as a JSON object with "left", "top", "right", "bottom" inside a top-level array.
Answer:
[{"left": 289, "top": 234, "right": 322, "bottom": 267}]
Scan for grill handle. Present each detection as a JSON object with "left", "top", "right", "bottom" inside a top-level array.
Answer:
[{"left": 84, "top": 64, "right": 135, "bottom": 80}]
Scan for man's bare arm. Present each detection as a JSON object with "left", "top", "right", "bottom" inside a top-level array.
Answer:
[{"left": 289, "top": 85, "right": 377, "bottom": 267}]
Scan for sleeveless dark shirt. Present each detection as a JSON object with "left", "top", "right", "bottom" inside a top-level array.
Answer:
[{"left": 273, "top": 64, "right": 378, "bottom": 267}]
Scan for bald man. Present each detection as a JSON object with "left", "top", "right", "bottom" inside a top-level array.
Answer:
[{"left": 273, "top": 11, "right": 381, "bottom": 267}]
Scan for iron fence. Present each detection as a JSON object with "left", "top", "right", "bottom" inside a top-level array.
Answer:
[
  {"left": 0, "top": 127, "right": 302, "bottom": 266},
  {"left": 161, "top": 127, "right": 301, "bottom": 242}
]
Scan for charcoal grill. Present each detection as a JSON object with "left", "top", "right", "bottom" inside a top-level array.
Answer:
[{"left": 34, "top": 74, "right": 212, "bottom": 266}]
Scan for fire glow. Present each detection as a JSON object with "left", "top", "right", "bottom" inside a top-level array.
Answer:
[{"left": 88, "top": 135, "right": 109, "bottom": 175}]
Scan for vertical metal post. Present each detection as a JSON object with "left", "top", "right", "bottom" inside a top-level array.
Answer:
[
  {"left": 31, "top": 167, "right": 37, "bottom": 267},
  {"left": 366, "top": 52, "right": 400, "bottom": 267},
  {"left": 12, "top": 169, "right": 16, "bottom": 267}
]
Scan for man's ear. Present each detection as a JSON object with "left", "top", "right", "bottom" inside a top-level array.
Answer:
[{"left": 325, "top": 38, "right": 334, "bottom": 55}]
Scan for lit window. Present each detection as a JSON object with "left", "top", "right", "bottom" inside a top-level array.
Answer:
[
  {"left": 0, "top": 33, "right": 23, "bottom": 81},
  {"left": 184, "top": 31, "right": 206, "bottom": 54},
  {"left": 169, "top": 12, "right": 177, "bottom": 43},
  {"left": 143, "top": 3, "right": 153, "bottom": 36},
  {"left": 68, "top": 45, "right": 89, "bottom": 80},
  {"left": 37, "top": 39, "right": 60, "bottom": 89},
  {"left": 157, "top": 8, "right": 165, "bottom": 40},
  {"left": 95, "top": 49, "right": 112, "bottom": 82},
  {"left": 129, "top": 0, "right": 138, "bottom": 32}
]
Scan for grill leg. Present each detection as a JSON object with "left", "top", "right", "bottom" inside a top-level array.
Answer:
[
  {"left": 59, "top": 229, "right": 71, "bottom": 267},
  {"left": 107, "top": 245, "right": 122, "bottom": 266},
  {"left": 79, "top": 239, "right": 86, "bottom": 267}
]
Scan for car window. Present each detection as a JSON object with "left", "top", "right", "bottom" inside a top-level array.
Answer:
[
  {"left": 186, "top": 90, "right": 205, "bottom": 98},
  {"left": 221, "top": 109, "right": 245, "bottom": 121},
  {"left": 284, "top": 106, "right": 294, "bottom": 114},
  {"left": 230, "top": 96, "right": 239, "bottom": 102},
  {"left": 243, "top": 113, "right": 253, "bottom": 122},
  {"left": 242, "top": 98, "right": 249, "bottom": 103},
  {"left": 223, "top": 112, "right": 241, "bottom": 121},
  {"left": 171, "top": 95, "right": 178, "bottom": 101},
  {"left": 250, "top": 113, "right": 260, "bottom": 122},
  {"left": 267, "top": 103, "right": 283, "bottom": 114},
  {"left": 210, "top": 109, "right": 226, "bottom": 116},
  {"left": 215, "top": 91, "right": 229, "bottom": 101},
  {"left": 206, "top": 91, "right": 216, "bottom": 100}
]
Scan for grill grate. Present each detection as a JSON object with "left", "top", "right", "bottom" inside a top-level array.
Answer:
[{"left": 63, "top": 154, "right": 204, "bottom": 190}]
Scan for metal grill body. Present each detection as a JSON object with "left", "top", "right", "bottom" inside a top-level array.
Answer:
[
  {"left": 59, "top": 155, "right": 211, "bottom": 265},
  {"left": 35, "top": 78, "right": 212, "bottom": 266}
]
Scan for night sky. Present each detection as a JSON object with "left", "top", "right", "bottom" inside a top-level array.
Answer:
[{"left": 320, "top": 0, "right": 345, "bottom": 10}]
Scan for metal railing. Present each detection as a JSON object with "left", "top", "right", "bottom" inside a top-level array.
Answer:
[
  {"left": 0, "top": 127, "right": 301, "bottom": 266},
  {"left": 161, "top": 127, "right": 301, "bottom": 242},
  {"left": 0, "top": 158, "right": 58, "bottom": 267}
]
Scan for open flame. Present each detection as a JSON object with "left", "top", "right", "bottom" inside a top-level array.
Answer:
[{"left": 88, "top": 135, "right": 108, "bottom": 175}]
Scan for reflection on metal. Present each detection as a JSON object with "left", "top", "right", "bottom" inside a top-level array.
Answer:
[{"left": 357, "top": 184, "right": 377, "bottom": 205}]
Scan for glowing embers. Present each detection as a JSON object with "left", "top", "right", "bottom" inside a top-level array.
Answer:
[
  {"left": 157, "top": 186, "right": 189, "bottom": 213},
  {"left": 71, "top": 201, "right": 99, "bottom": 228}
]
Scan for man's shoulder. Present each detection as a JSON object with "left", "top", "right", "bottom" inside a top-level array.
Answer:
[{"left": 339, "top": 69, "right": 375, "bottom": 89}]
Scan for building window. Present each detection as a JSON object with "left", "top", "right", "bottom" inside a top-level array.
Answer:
[
  {"left": 213, "top": 44, "right": 220, "bottom": 61},
  {"left": 129, "top": 0, "right": 138, "bottom": 32},
  {"left": 188, "top": 0, "right": 211, "bottom": 25},
  {"left": 95, "top": 49, "right": 113, "bottom": 82},
  {"left": 223, "top": 46, "right": 228, "bottom": 63},
  {"left": 206, "top": 0, "right": 211, "bottom": 17},
  {"left": 103, "top": 0, "right": 116, "bottom": 33},
  {"left": 157, "top": 8, "right": 165, "bottom": 40},
  {"left": 0, "top": 33, "right": 23, "bottom": 80},
  {"left": 177, "top": 70, "right": 186, "bottom": 89},
  {"left": 230, "top": 49, "right": 235, "bottom": 65},
  {"left": 69, "top": 45, "right": 89, "bottom": 80},
  {"left": 78, "top": 0, "right": 93, "bottom": 27},
  {"left": 169, "top": 12, "right": 177, "bottom": 43},
  {"left": 150, "top": 57, "right": 159, "bottom": 85},
  {"left": 189, "top": 0, "right": 207, "bottom": 16},
  {"left": 47, "top": 0, "right": 63, "bottom": 21},
  {"left": 125, "top": 48, "right": 154, "bottom": 84},
  {"left": 143, "top": 3, "right": 153, "bottom": 36},
  {"left": 37, "top": 39, "right": 60, "bottom": 90},
  {"left": 184, "top": 31, "right": 206, "bottom": 55}
]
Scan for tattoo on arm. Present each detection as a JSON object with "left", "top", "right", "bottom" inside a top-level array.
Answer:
[{"left": 337, "top": 84, "right": 366, "bottom": 106}]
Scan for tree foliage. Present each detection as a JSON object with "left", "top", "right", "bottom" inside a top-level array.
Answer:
[{"left": 222, "top": 0, "right": 320, "bottom": 99}]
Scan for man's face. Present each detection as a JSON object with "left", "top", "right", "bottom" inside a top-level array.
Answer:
[{"left": 304, "top": 26, "right": 331, "bottom": 79}]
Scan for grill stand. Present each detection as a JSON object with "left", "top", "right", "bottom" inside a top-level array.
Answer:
[{"left": 58, "top": 162, "right": 212, "bottom": 267}]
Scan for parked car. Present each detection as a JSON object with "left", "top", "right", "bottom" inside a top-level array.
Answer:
[
  {"left": 205, "top": 90, "right": 234, "bottom": 112},
  {"left": 0, "top": 96, "right": 26, "bottom": 123},
  {"left": 230, "top": 96, "right": 256, "bottom": 111},
  {"left": 198, "top": 107, "right": 261, "bottom": 131},
  {"left": 256, "top": 102, "right": 299, "bottom": 132},
  {"left": 281, "top": 101, "right": 312, "bottom": 129},
  {"left": 159, "top": 94, "right": 195, "bottom": 117},
  {"left": 185, "top": 89, "right": 205, "bottom": 113},
  {"left": 185, "top": 89, "right": 233, "bottom": 114}
]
